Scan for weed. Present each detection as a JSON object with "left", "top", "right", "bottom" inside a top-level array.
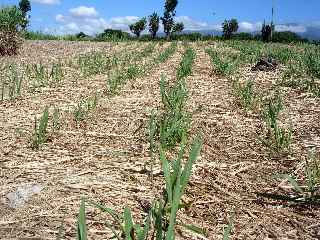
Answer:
[
  {"left": 77, "top": 51, "right": 111, "bottom": 77},
  {"left": 77, "top": 136, "right": 206, "bottom": 240},
  {"left": 158, "top": 76, "right": 190, "bottom": 149},
  {"left": 233, "top": 79, "right": 258, "bottom": 110},
  {"left": 155, "top": 42, "right": 177, "bottom": 63},
  {"left": 267, "top": 47, "right": 297, "bottom": 64},
  {"left": 0, "top": 6, "right": 24, "bottom": 56},
  {"left": 261, "top": 91, "right": 292, "bottom": 153},
  {"left": 107, "top": 43, "right": 175, "bottom": 95},
  {"left": 107, "top": 65, "right": 143, "bottom": 95},
  {"left": 32, "top": 106, "right": 49, "bottom": 149},
  {"left": 0, "top": 64, "right": 23, "bottom": 101},
  {"left": 177, "top": 47, "right": 195, "bottom": 80},
  {"left": 73, "top": 93, "right": 99, "bottom": 122},
  {"left": 26, "top": 63, "right": 64, "bottom": 88},
  {"left": 73, "top": 101, "right": 87, "bottom": 122},
  {"left": 259, "top": 152, "right": 320, "bottom": 204},
  {"left": 206, "top": 49, "right": 237, "bottom": 76},
  {"left": 303, "top": 49, "right": 320, "bottom": 79}
]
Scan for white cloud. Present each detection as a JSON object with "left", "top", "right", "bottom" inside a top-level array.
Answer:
[
  {"left": 275, "top": 24, "right": 307, "bottom": 33},
  {"left": 70, "top": 6, "right": 98, "bottom": 18},
  {"left": 238, "top": 21, "right": 262, "bottom": 32},
  {"left": 175, "top": 16, "right": 208, "bottom": 31},
  {"left": 31, "top": 0, "right": 60, "bottom": 5}
]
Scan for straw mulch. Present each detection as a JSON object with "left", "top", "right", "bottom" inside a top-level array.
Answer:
[{"left": 0, "top": 41, "right": 319, "bottom": 239}]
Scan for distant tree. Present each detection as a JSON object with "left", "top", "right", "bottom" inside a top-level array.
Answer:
[
  {"left": 172, "top": 22, "right": 184, "bottom": 34},
  {"left": 148, "top": 12, "right": 160, "bottom": 39},
  {"left": 272, "top": 31, "right": 307, "bottom": 43},
  {"left": 76, "top": 32, "right": 88, "bottom": 39},
  {"left": 161, "top": 0, "right": 178, "bottom": 39},
  {"left": 0, "top": 6, "right": 24, "bottom": 56},
  {"left": 96, "top": 29, "right": 130, "bottom": 41},
  {"left": 261, "top": 21, "right": 272, "bottom": 42},
  {"left": 233, "top": 32, "right": 254, "bottom": 40},
  {"left": 129, "top": 17, "right": 147, "bottom": 38},
  {"left": 18, "top": 0, "right": 31, "bottom": 30},
  {"left": 222, "top": 18, "right": 239, "bottom": 39}
]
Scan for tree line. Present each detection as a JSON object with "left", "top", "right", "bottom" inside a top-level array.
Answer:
[{"left": 129, "top": 0, "right": 184, "bottom": 39}]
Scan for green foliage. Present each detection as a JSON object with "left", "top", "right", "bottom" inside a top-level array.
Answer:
[
  {"left": 272, "top": 31, "right": 308, "bottom": 43},
  {"left": 0, "top": 6, "right": 24, "bottom": 56},
  {"left": 206, "top": 48, "right": 237, "bottom": 76},
  {"left": 77, "top": 199, "right": 87, "bottom": 240},
  {"left": 267, "top": 47, "right": 297, "bottom": 64},
  {"left": 177, "top": 47, "right": 195, "bottom": 80},
  {"left": 76, "top": 51, "right": 111, "bottom": 77},
  {"left": 161, "top": 0, "right": 178, "bottom": 39},
  {"left": 108, "top": 64, "right": 144, "bottom": 95},
  {"left": 24, "top": 31, "right": 59, "bottom": 40},
  {"left": 32, "top": 106, "right": 49, "bottom": 149},
  {"left": 262, "top": 92, "right": 292, "bottom": 153},
  {"left": 18, "top": 0, "right": 31, "bottom": 15},
  {"left": 233, "top": 79, "right": 257, "bottom": 110},
  {"left": 18, "top": 0, "right": 31, "bottom": 30},
  {"left": 259, "top": 153, "right": 320, "bottom": 204},
  {"left": 1, "top": 64, "right": 23, "bottom": 101},
  {"left": 129, "top": 18, "right": 147, "bottom": 38},
  {"left": 172, "top": 22, "right": 184, "bottom": 34},
  {"left": 150, "top": 48, "right": 195, "bottom": 149},
  {"left": 261, "top": 22, "right": 272, "bottom": 42},
  {"left": 26, "top": 62, "right": 64, "bottom": 88},
  {"left": 223, "top": 213, "right": 235, "bottom": 240},
  {"left": 280, "top": 75, "right": 320, "bottom": 98},
  {"left": 77, "top": 136, "right": 204, "bottom": 240},
  {"left": 73, "top": 93, "right": 99, "bottom": 122},
  {"left": 222, "top": 19, "right": 239, "bottom": 39},
  {"left": 148, "top": 12, "right": 160, "bottom": 39},
  {"left": 303, "top": 49, "right": 320, "bottom": 79},
  {"left": 155, "top": 42, "right": 177, "bottom": 63},
  {"left": 157, "top": 76, "right": 190, "bottom": 149},
  {"left": 231, "top": 32, "right": 254, "bottom": 41},
  {"left": 171, "top": 33, "right": 202, "bottom": 41},
  {"left": 96, "top": 29, "right": 130, "bottom": 41}
]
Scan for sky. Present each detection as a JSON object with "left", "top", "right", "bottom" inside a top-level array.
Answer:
[{"left": 1, "top": 0, "right": 320, "bottom": 35}]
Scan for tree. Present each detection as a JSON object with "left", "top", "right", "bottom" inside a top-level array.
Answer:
[
  {"left": 222, "top": 18, "right": 239, "bottom": 39},
  {"left": 261, "top": 21, "right": 272, "bottom": 42},
  {"left": 161, "top": 0, "right": 178, "bottom": 39},
  {"left": 129, "top": 17, "right": 147, "bottom": 38},
  {"left": 96, "top": 29, "right": 130, "bottom": 40},
  {"left": 148, "top": 12, "right": 160, "bottom": 39},
  {"left": 0, "top": 6, "right": 24, "bottom": 56},
  {"left": 172, "top": 22, "right": 184, "bottom": 34},
  {"left": 76, "top": 32, "right": 88, "bottom": 39},
  {"left": 18, "top": 0, "right": 31, "bottom": 30}
]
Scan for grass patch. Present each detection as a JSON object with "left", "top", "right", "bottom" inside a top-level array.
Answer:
[
  {"left": 206, "top": 48, "right": 237, "bottom": 76},
  {"left": 261, "top": 91, "right": 292, "bottom": 154},
  {"left": 177, "top": 47, "right": 195, "bottom": 80},
  {"left": 32, "top": 106, "right": 49, "bottom": 149},
  {"left": 233, "top": 79, "right": 259, "bottom": 111}
]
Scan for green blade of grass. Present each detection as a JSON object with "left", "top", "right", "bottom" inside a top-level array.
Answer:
[{"left": 77, "top": 199, "right": 87, "bottom": 240}]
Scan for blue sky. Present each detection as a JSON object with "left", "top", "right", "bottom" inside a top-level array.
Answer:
[{"left": 2, "top": 0, "right": 320, "bottom": 35}]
